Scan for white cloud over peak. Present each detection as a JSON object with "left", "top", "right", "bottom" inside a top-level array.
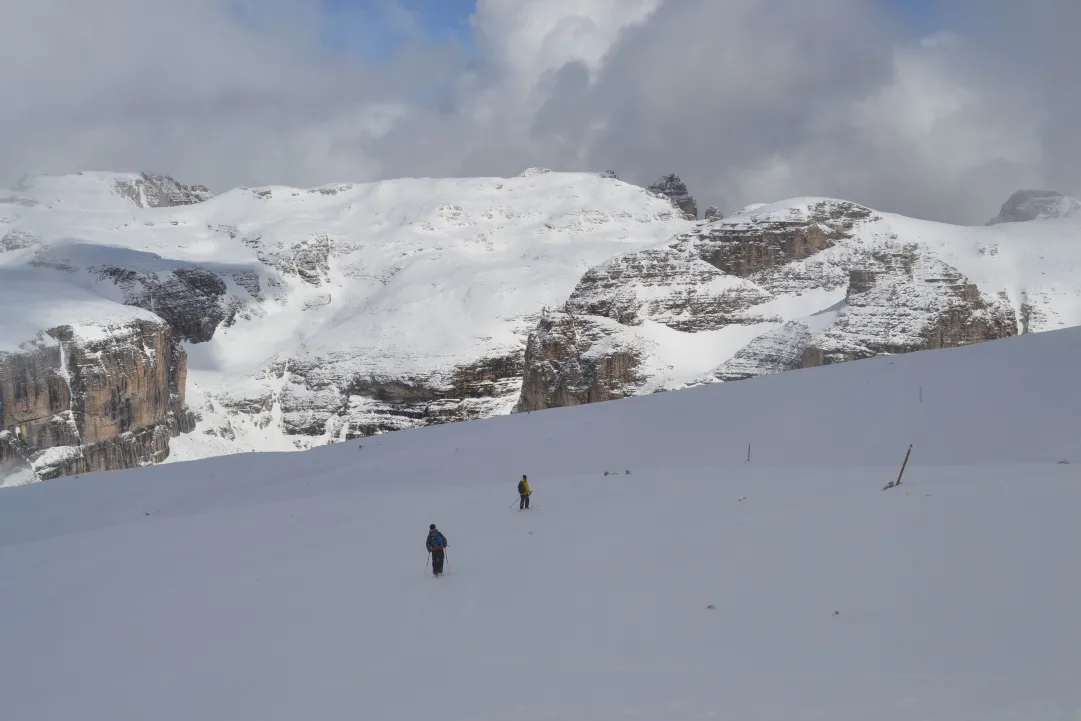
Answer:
[
  {"left": 471, "top": 0, "right": 662, "bottom": 90},
  {"left": 2, "top": 0, "right": 1076, "bottom": 224}
]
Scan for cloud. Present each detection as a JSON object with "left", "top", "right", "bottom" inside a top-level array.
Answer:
[
  {"left": 721, "top": 31, "right": 1046, "bottom": 222},
  {"left": 469, "top": 0, "right": 663, "bottom": 90},
  {"left": 0, "top": 0, "right": 455, "bottom": 187},
  {"left": 2, "top": 0, "right": 1077, "bottom": 224},
  {"left": 945, "top": 1, "right": 1081, "bottom": 200}
]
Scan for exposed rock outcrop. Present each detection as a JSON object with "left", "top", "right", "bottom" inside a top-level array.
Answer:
[
  {"left": 704, "top": 206, "right": 723, "bottom": 221},
  {"left": 94, "top": 265, "right": 234, "bottom": 343},
  {"left": 563, "top": 199, "right": 868, "bottom": 334},
  {"left": 113, "top": 172, "right": 212, "bottom": 208},
  {"left": 0, "top": 430, "right": 33, "bottom": 481},
  {"left": 565, "top": 245, "right": 776, "bottom": 332},
  {"left": 714, "top": 247, "right": 1017, "bottom": 379},
  {"left": 649, "top": 174, "right": 698, "bottom": 220},
  {"left": 250, "top": 232, "right": 333, "bottom": 287},
  {"left": 695, "top": 199, "right": 871, "bottom": 278},
  {"left": 801, "top": 247, "right": 1017, "bottom": 366},
  {"left": 522, "top": 198, "right": 1022, "bottom": 409},
  {"left": 207, "top": 350, "right": 529, "bottom": 445},
  {"left": 713, "top": 321, "right": 816, "bottom": 381},
  {"left": 0, "top": 319, "right": 194, "bottom": 483},
  {"left": 516, "top": 312, "right": 650, "bottom": 412},
  {"left": 84, "top": 230, "right": 347, "bottom": 348},
  {"left": 1, "top": 229, "right": 39, "bottom": 253},
  {"left": 988, "top": 190, "right": 1081, "bottom": 225}
]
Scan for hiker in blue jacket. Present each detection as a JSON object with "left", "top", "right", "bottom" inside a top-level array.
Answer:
[{"left": 426, "top": 524, "right": 448, "bottom": 576}]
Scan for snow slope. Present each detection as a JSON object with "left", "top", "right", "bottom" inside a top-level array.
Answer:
[
  {"left": 2, "top": 328, "right": 1080, "bottom": 721},
  {"left": 0, "top": 267, "right": 160, "bottom": 352}
]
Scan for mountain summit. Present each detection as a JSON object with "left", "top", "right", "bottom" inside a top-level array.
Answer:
[{"left": 987, "top": 189, "right": 1081, "bottom": 225}]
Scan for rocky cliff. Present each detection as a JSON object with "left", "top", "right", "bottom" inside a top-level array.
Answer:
[
  {"left": 516, "top": 312, "right": 652, "bottom": 412},
  {"left": 223, "top": 349, "right": 529, "bottom": 442},
  {"left": 517, "top": 198, "right": 1030, "bottom": 408},
  {"left": 558, "top": 199, "right": 868, "bottom": 335},
  {"left": 714, "top": 246, "right": 1017, "bottom": 380},
  {"left": 649, "top": 174, "right": 698, "bottom": 220},
  {"left": 800, "top": 248, "right": 1016, "bottom": 366},
  {"left": 0, "top": 319, "right": 195, "bottom": 482}
]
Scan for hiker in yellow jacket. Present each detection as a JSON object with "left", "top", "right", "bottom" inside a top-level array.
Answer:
[{"left": 517, "top": 474, "right": 532, "bottom": 510}]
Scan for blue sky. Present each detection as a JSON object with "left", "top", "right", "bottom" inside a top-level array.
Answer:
[
  {"left": 321, "top": 0, "right": 947, "bottom": 62},
  {"left": 320, "top": 0, "right": 476, "bottom": 61},
  {"left": 881, "top": 0, "right": 947, "bottom": 34}
]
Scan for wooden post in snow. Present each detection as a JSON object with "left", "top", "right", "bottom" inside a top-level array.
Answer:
[
  {"left": 746, "top": 444, "right": 751, "bottom": 463},
  {"left": 896, "top": 444, "right": 912, "bottom": 485},
  {"left": 884, "top": 444, "right": 913, "bottom": 490}
]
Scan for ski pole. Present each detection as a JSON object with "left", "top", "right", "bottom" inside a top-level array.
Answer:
[
  {"left": 510, "top": 496, "right": 521, "bottom": 508},
  {"left": 425, "top": 552, "right": 430, "bottom": 577}
]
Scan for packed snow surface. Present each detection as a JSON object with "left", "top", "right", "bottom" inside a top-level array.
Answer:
[{"left": 2, "top": 327, "right": 1080, "bottom": 720}]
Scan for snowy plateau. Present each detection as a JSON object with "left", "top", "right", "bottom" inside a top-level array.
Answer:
[
  {"left": 2, "top": 325, "right": 1080, "bottom": 720},
  {"left": 1, "top": 170, "right": 1081, "bottom": 485}
]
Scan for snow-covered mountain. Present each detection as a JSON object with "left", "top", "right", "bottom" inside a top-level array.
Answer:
[
  {"left": 987, "top": 189, "right": 1081, "bottom": 225},
  {"left": 526, "top": 195, "right": 1079, "bottom": 406},
  {"left": 2, "top": 326, "right": 1080, "bottom": 720},
  {"left": 2, "top": 169, "right": 1080, "bottom": 484}
]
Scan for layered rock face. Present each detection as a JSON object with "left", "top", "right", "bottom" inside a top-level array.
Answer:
[
  {"left": 0, "top": 320, "right": 194, "bottom": 482},
  {"left": 711, "top": 321, "right": 815, "bottom": 381},
  {"left": 695, "top": 200, "right": 870, "bottom": 278},
  {"left": 516, "top": 312, "right": 650, "bottom": 412},
  {"left": 802, "top": 248, "right": 1017, "bottom": 365},
  {"left": 715, "top": 247, "right": 1017, "bottom": 379},
  {"left": 562, "top": 199, "right": 867, "bottom": 335},
  {"left": 254, "top": 351, "right": 527, "bottom": 440},
  {"left": 517, "top": 199, "right": 1024, "bottom": 408}
]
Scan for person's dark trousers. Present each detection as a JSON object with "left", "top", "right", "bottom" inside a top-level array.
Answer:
[
  {"left": 431, "top": 549, "right": 445, "bottom": 575},
  {"left": 520, "top": 494, "right": 530, "bottom": 509}
]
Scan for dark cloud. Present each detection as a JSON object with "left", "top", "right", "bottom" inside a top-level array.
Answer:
[{"left": 947, "top": 1, "right": 1081, "bottom": 199}]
